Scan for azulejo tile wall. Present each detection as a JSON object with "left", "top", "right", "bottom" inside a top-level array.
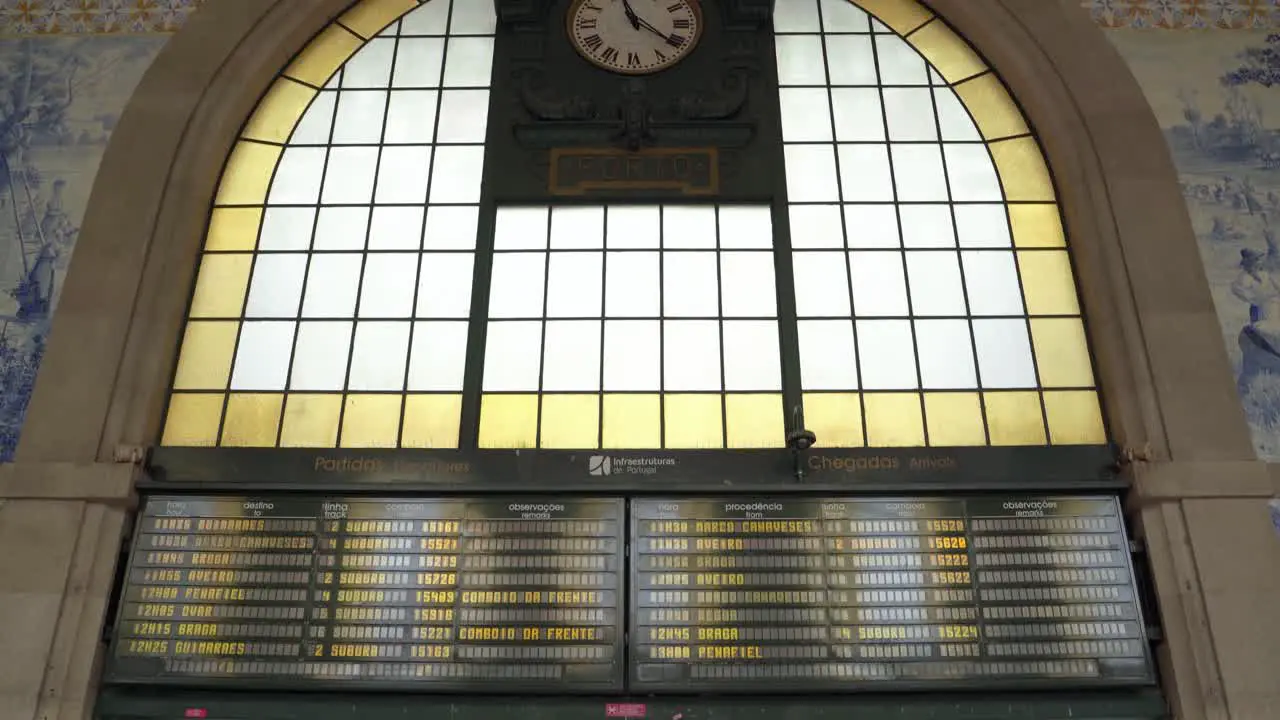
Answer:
[
  {"left": 0, "top": 0, "right": 204, "bottom": 36},
  {"left": 1084, "top": 0, "right": 1280, "bottom": 29}
]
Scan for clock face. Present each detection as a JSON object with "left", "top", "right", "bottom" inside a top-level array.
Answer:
[{"left": 567, "top": 0, "right": 703, "bottom": 75}]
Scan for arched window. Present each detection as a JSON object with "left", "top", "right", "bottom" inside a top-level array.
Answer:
[{"left": 159, "top": 0, "right": 1104, "bottom": 452}]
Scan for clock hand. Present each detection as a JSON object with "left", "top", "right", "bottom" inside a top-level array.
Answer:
[
  {"left": 630, "top": 12, "right": 681, "bottom": 46},
  {"left": 620, "top": 0, "right": 641, "bottom": 30}
]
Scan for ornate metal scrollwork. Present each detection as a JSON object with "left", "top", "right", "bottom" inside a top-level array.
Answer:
[
  {"left": 514, "top": 68, "right": 599, "bottom": 120},
  {"left": 671, "top": 67, "right": 752, "bottom": 120}
]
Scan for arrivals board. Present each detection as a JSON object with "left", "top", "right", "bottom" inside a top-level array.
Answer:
[
  {"left": 107, "top": 497, "right": 625, "bottom": 692},
  {"left": 630, "top": 496, "right": 1154, "bottom": 692}
]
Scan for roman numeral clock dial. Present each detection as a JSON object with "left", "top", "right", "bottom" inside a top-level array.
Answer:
[{"left": 568, "top": 0, "right": 703, "bottom": 75}]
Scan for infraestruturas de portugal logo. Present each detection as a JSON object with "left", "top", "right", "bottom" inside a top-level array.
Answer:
[{"left": 588, "top": 455, "right": 675, "bottom": 476}]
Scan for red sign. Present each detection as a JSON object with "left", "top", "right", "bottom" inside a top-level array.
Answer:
[
  {"left": 182, "top": 711, "right": 208, "bottom": 719},
  {"left": 605, "top": 703, "right": 648, "bottom": 718}
]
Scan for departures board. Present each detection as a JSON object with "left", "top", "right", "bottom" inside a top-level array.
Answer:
[
  {"left": 630, "top": 496, "right": 1154, "bottom": 693},
  {"left": 106, "top": 496, "right": 625, "bottom": 692}
]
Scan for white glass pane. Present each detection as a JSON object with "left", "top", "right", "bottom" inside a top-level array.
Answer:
[
  {"left": 944, "top": 145, "right": 1003, "bottom": 201},
  {"left": 392, "top": 38, "right": 446, "bottom": 88},
  {"left": 972, "top": 319, "right": 1037, "bottom": 388},
  {"left": 416, "top": 252, "right": 474, "bottom": 318},
  {"left": 962, "top": 251, "right": 1025, "bottom": 315},
  {"left": 792, "top": 252, "right": 851, "bottom": 317},
  {"left": 825, "top": 35, "right": 877, "bottom": 85},
  {"left": 831, "top": 88, "right": 884, "bottom": 142},
  {"left": 542, "top": 321, "right": 602, "bottom": 391},
  {"left": 384, "top": 91, "right": 438, "bottom": 144},
  {"left": 874, "top": 35, "right": 928, "bottom": 85},
  {"left": 312, "top": 207, "right": 369, "bottom": 250},
  {"left": 883, "top": 88, "right": 938, "bottom": 142},
  {"left": 779, "top": 88, "right": 832, "bottom": 142},
  {"left": 915, "top": 319, "right": 977, "bottom": 389},
  {"left": 934, "top": 89, "right": 981, "bottom": 141},
  {"left": 906, "top": 252, "right": 966, "bottom": 316},
  {"left": 785, "top": 145, "right": 839, "bottom": 202},
  {"left": 290, "top": 321, "right": 352, "bottom": 390},
  {"left": 929, "top": 66, "right": 945, "bottom": 84},
  {"left": 348, "top": 321, "right": 410, "bottom": 390},
  {"left": 773, "top": 0, "right": 820, "bottom": 32},
  {"left": 259, "top": 208, "right": 316, "bottom": 251},
  {"left": 798, "top": 319, "right": 858, "bottom": 390},
  {"left": 551, "top": 206, "right": 605, "bottom": 249},
  {"left": 245, "top": 254, "right": 306, "bottom": 318},
  {"left": 436, "top": 89, "right": 489, "bottom": 143},
  {"left": 321, "top": 147, "right": 379, "bottom": 204},
  {"left": 443, "top": 38, "right": 494, "bottom": 87},
  {"left": 719, "top": 205, "right": 773, "bottom": 249},
  {"left": 487, "top": 252, "right": 546, "bottom": 318},
  {"left": 891, "top": 144, "right": 948, "bottom": 202},
  {"left": 268, "top": 147, "right": 325, "bottom": 205},
  {"left": 954, "top": 205, "right": 1012, "bottom": 248},
  {"left": 849, "top": 252, "right": 908, "bottom": 316},
  {"left": 494, "top": 206, "right": 548, "bottom": 249},
  {"left": 424, "top": 205, "right": 479, "bottom": 249},
  {"left": 368, "top": 206, "right": 424, "bottom": 250},
  {"left": 401, "top": 0, "right": 449, "bottom": 34},
  {"left": 291, "top": 92, "right": 335, "bottom": 144},
  {"left": 429, "top": 146, "right": 484, "bottom": 203},
  {"left": 899, "top": 205, "right": 955, "bottom": 248},
  {"left": 482, "top": 321, "right": 542, "bottom": 391},
  {"left": 375, "top": 145, "right": 432, "bottom": 204},
  {"left": 663, "top": 206, "right": 717, "bottom": 248},
  {"left": 789, "top": 205, "right": 844, "bottom": 249},
  {"left": 844, "top": 205, "right": 899, "bottom": 248},
  {"left": 663, "top": 252, "right": 719, "bottom": 317},
  {"left": 856, "top": 320, "right": 918, "bottom": 389},
  {"left": 378, "top": 21, "right": 400, "bottom": 37},
  {"left": 775, "top": 36, "right": 827, "bottom": 86},
  {"left": 407, "top": 320, "right": 468, "bottom": 391},
  {"left": 324, "top": 73, "right": 341, "bottom": 91},
  {"left": 723, "top": 320, "right": 782, "bottom": 391},
  {"left": 331, "top": 91, "right": 387, "bottom": 144},
  {"left": 342, "top": 38, "right": 395, "bottom": 88},
  {"left": 607, "top": 206, "right": 660, "bottom": 248},
  {"left": 302, "top": 254, "right": 362, "bottom": 317},
  {"left": 451, "top": 0, "right": 496, "bottom": 34},
  {"left": 820, "top": 0, "right": 869, "bottom": 31},
  {"left": 358, "top": 253, "right": 418, "bottom": 318},
  {"left": 602, "top": 320, "right": 660, "bottom": 391},
  {"left": 873, "top": 19, "right": 893, "bottom": 33},
  {"left": 231, "top": 321, "right": 295, "bottom": 390},
  {"left": 663, "top": 320, "right": 721, "bottom": 391},
  {"left": 838, "top": 145, "right": 893, "bottom": 202},
  {"left": 546, "top": 252, "right": 603, "bottom": 317},
  {"left": 720, "top": 252, "right": 778, "bottom": 317},
  {"left": 605, "top": 251, "right": 659, "bottom": 317}
]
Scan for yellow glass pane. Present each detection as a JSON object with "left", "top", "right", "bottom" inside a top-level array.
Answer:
[
  {"left": 540, "top": 395, "right": 600, "bottom": 449},
  {"left": 909, "top": 19, "right": 987, "bottom": 84},
  {"left": 213, "top": 142, "right": 282, "bottom": 207},
  {"left": 160, "top": 393, "right": 224, "bottom": 446},
  {"left": 864, "top": 393, "right": 924, "bottom": 447},
  {"left": 923, "top": 393, "right": 985, "bottom": 446},
  {"left": 1009, "top": 204, "right": 1065, "bottom": 248},
  {"left": 983, "top": 392, "right": 1046, "bottom": 446},
  {"left": 990, "top": 137, "right": 1055, "bottom": 202},
  {"left": 664, "top": 395, "right": 724, "bottom": 449},
  {"left": 478, "top": 394, "right": 538, "bottom": 448},
  {"left": 340, "top": 394, "right": 403, "bottom": 448},
  {"left": 241, "top": 77, "right": 317, "bottom": 144},
  {"left": 172, "top": 321, "right": 238, "bottom": 390},
  {"left": 1018, "top": 251, "right": 1080, "bottom": 316},
  {"left": 402, "top": 394, "right": 462, "bottom": 448},
  {"left": 803, "top": 393, "right": 864, "bottom": 448},
  {"left": 854, "top": 0, "right": 933, "bottom": 34},
  {"left": 221, "top": 393, "right": 283, "bottom": 447},
  {"left": 602, "top": 394, "right": 661, "bottom": 448},
  {"left": 726, "top": 394, "right": 785, "bottom": 449},
  {"left": 284, "top": 24, "right": 363, "bottom": 87},
  {"left": 340, "top": 0, "right": 418, "bottom": 38},
  {"left": 279, "top": 394, "right": 342, "bottom": 448},
  {"left": 205, "top": 207, "right": 263, "bottom": 252},
  {"left": 188, "top": 254, "right": 251, "bottom": 318},
  {"left": 1030, "top": 318, "right": 1095, "bottom": 388},
  {"left": 1043, "top": 391, "right": 1107, "bottom": 445},
  {"left": 954, "top": 72, "right": 1029, "bottom": 141}
]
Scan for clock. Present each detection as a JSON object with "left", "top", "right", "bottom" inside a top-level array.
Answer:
[{"left": 567, "top": 0, "right": 703, "bottom": 75}]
